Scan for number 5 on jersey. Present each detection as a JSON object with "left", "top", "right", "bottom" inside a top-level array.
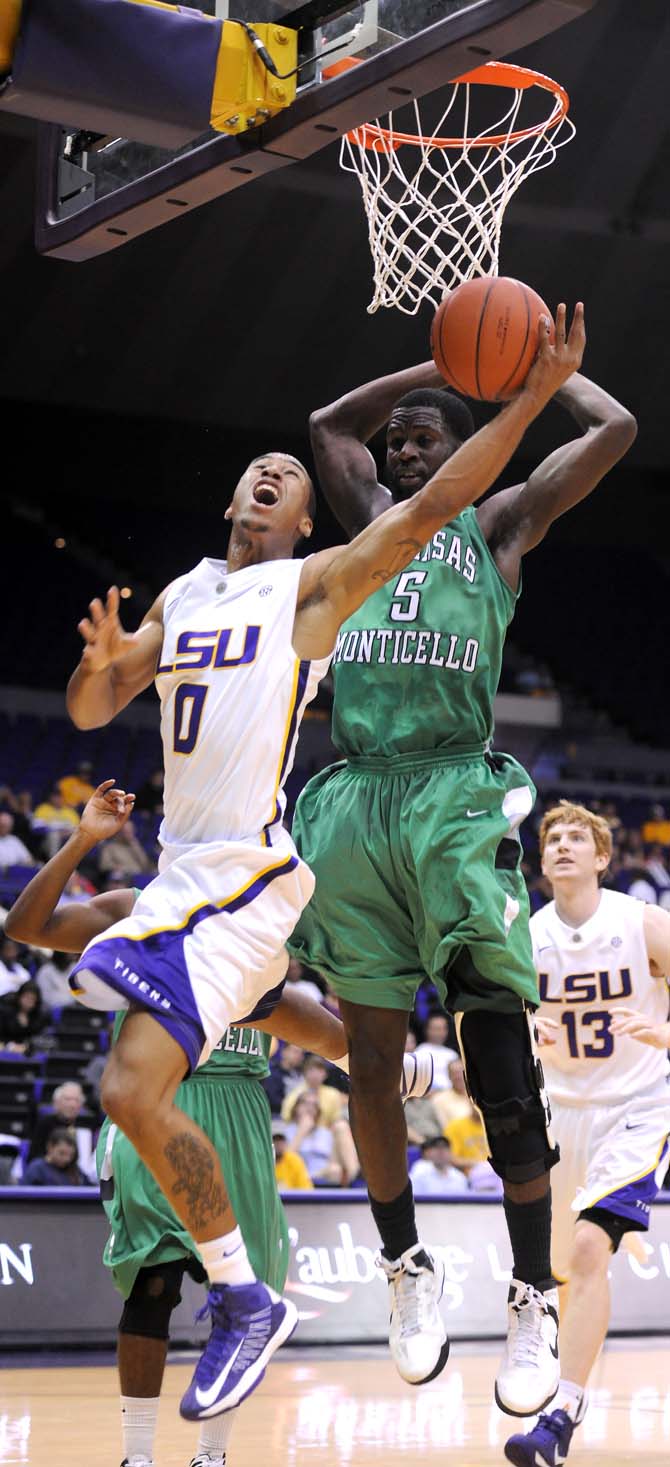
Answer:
[{"left": 390, "top": 570, "right": 427, "bottom": 622}]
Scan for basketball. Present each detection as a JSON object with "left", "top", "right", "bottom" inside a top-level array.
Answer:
[{"left": 430, "top": 276, "right": 555, "bottom": 402}]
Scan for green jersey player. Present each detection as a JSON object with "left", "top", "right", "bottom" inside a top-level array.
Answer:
[{"left": 289, "top": 304, "right": 637, "bottom": 1413}]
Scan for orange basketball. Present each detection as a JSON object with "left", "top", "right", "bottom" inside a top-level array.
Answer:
[{"left": 430, "top": 276, "right": 555, "bottom": 402}]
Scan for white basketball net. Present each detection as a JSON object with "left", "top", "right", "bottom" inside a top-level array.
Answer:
[{"left": 339, "top": 63, "right": 575, "bottom": 315}]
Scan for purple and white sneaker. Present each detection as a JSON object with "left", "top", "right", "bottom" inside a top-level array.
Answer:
[
  {"left": 505, "top": 1408, "right": 576, "bottom": 1466},
  {"left": 180, "top": 1280, "right": 298, "bottom": 1420}
]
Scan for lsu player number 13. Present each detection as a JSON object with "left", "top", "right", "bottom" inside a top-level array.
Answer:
[
  {"left": 533, "top": 881, "right": 670, "bottom": 1276},
  {"left": 505, "top": 800, "right": 670, "bottom": 1467}
]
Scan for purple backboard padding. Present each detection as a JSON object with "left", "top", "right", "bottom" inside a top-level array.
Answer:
[{"left": 3, "top": 0, "right": 221, "bottom": 147}]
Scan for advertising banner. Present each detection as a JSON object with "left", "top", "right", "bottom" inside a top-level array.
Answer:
[{"left": 1, "top": 1191, "right": 669, "bottom": 1348}]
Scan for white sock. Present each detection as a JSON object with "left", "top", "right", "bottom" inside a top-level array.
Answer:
[
  {"left": 120, "top": 1395, "right": 159, "bottom": 1463},
  {"left": 197, "top": 1405, "right": 238, "bottom": 1458},
  {"left": 198, "top": 1227, "right": 256, "bottom": 1286},
  {"left": 334, "top": 1052, "right": 349, "bottom": 1075},
  {"left": 556, "top": 1377, "right": 585, "bottom": 1423}
]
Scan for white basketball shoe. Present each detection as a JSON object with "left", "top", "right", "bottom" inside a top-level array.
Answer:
[
  {"left": 378, "top": 1242, "right": 449, "bottom": 1385},
  {"left": 401, "top": 1049, "right": 434, "bottom": 1100},
  {"left": 495, "top": 1280, "right": 560, "bottom": 1417}
]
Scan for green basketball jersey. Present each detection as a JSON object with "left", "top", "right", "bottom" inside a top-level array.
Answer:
[
  {"left": 331, "top": 507, "right": 517, "bottom": 759},
  {"left": 190, "top": 1023, "right": 271, "bottom": 1081},
  {"left": 111, "top": 1013, "right": 271, "bottom": 1080}
]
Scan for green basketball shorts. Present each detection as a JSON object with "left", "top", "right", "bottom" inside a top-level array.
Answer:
[
  {"left": 97, "top": 1076, "right": 288, "bottom": 1300},
  {"left": 290, "top": 747, "right": 539, "bottom": 1015}
]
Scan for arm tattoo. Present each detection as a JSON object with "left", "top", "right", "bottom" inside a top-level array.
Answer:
[
  {"left": 371, "top": 538, "right": 423, "bottom": 584},
  {"left": 164, "top": 1130, "right": 231, "bottom": 1235}
]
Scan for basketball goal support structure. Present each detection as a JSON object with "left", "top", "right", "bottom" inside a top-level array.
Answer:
[{"left": 30, "top": 0, "right": 598, "bottom": 260}]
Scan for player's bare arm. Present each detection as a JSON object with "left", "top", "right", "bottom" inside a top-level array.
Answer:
[
  {"left": 4, "top": 781, "right": 136, "bottom": 950},
  {"left": 478, "top": 334, "right": 636, "bottom": 589},
  {"left": 605, "top": 907, "right": 670, "bottom": 1048},
  {"left": 67, "top": 584, "right": 168, "bottom": 729},
  {"left": 294, "top": 308, "right": 584, "bottom": 659},
  {"left": 642, "top": 901, "right": 670, "bottom": 976},
  {"left": 310, "top": 360, "right": 445, "bottom": 537}
]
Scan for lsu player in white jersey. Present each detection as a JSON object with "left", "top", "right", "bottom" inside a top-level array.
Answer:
[
  {"left": 506, "top": 801, "right": 670, "bottom": 1467},
  {"left": 64, "top": 314, "right": 582, "bottom": 1424}
]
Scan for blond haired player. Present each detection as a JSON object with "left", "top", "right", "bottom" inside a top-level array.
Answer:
[{"left": 506, "top": 801, "right": 670, "bottom": 1467}]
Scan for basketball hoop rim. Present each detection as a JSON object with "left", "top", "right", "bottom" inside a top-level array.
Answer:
[{"left": 323, "top": 58, "right": 570, "bottom": 151}]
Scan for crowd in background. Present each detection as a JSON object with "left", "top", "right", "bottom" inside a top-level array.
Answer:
[
  {"left": 0, "top": 761, "right": 163, "bottom": 885},
  {"left": 1, "top": 759, "right": 670, "bottom": 1196}
]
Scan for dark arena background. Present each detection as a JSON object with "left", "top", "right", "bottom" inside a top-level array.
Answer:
[{"left": 1, "top": 3, "right": 670, "bottom": 1465}]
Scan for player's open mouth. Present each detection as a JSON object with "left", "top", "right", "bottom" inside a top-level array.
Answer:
[{"left": 253, "top": 483, "right": 280, "bottom": 506}]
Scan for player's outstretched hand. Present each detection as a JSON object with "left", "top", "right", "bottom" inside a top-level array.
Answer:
[
  {"left": 609, "top": 1007, "right": 670, "bottom": 1050},
  {"left": 522, "top": 302, "right": 586, "bottom": 407},
  {"left": 77, "top": 586, "right": 141, "bottom": 672},
  {"left": 534, "top": 1016, "right": 559, "bottom": 1047},
  {"left": 79, "top": 780, "right": 136, "bottom": 844}
]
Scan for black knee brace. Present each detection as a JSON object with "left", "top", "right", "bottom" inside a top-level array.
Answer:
[
  {"left": 457, "top": 1007, "right": 560, "bottom": 1185},
  {"left": 119, "top": 1259, "right": 186, "bottom": 1340},
  {"left": 577, "top": 1205, "right": 636, "bottom": 1254}
]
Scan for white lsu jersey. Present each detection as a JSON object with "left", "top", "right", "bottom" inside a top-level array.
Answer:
[
  {"left": 533, "top": 888, "right": 670, "bottom": 1107},
  {"left": 156, "top": 556, "right": 331, "bottom": 846}
]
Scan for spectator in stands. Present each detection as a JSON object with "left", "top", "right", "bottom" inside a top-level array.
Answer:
[
  {"left": 645, "top": 842, "right": 670, "bottom": 892},
  {"left": 415, "top": 1010, "right": 458, "bottom": 1092},
  {"left": 0, "top": 979, "right": 48, "bottom": 1050},
  {"left": 272, "top": 1117, "right": 313, "bottom": 1191},
  {"left": 616, "top": 853, "right": 658, "bottom": 905},
  {"left": 432, "top": 1056, "right": 473, "bottom": 1131},
  {"left": 58, "top": 761, "right": 96, "bottom": 810},
  {"left": 263, "top": 1041, "right": 306, "bottom": 1115},
  {"left": 0, "top": 933, "right": 31, "bottom": 996},
  {"left": 0, "top": 790, "right": 43, "bottom": 861},
  {"left": 34, "top": 786, "right": 79, "bottom": 856},
  {"left": 22, "top": 1128, "right": 91, "bottom": 1187},
  {"left": 134, "top": 768, "right": 165, "bottom": 816},
  {"left": 82, "top": 1049, "right": 108, "bottom": 1107},
  {"left": 642, "top": 804, "right": 670, "bottom": 848},
  {"left": 97, "top": 817, "right": 154, "bottom": 877},
  {"left": 285, "top": 1093, "right": 359, "bottom": 1186},
  {"left": 282, "top": 1053, "right": 346, "bottom": 1125},
  {"left": 444, "top": 1097, "right": 489, "bottom": 1175},
  {"left": 409, "top": 1135, "right": 469, "bottom": 1197},
  {"left": 35, "top": 950, "right": 78, "bottom": 1008},
  {"left": 0, "top": 811, "right": 38, "bottom": 868},
  {"left": 28, "top": 1080, "right": 89, "bottom": 1161}
]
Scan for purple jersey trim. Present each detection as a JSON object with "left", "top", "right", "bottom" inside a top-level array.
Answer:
[
  {"left": 71, "top": 856, "right": 298, "bottom": 1071},
  {"left": 591, "top": 1139, "right": 670, "bottom": 1230},
  {"left": 239, "top": 978, "right": 286, "bottom": 1025}
]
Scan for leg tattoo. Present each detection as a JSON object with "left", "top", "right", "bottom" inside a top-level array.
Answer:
[{"left": 164, "top": 1132, "right": 230, "bottom": 1235}]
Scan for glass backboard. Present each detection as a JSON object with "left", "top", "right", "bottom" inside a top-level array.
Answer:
[{"left": 31, "top": 0, "right": 596, "bottom": 259}]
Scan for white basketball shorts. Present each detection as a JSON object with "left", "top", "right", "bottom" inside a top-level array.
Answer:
[
  {"left": 550, "top": 1076, "right": 670, "bottom": 1280},
  {"left": 70, "top": 826, "right": 314, "bottom": 1071}
]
